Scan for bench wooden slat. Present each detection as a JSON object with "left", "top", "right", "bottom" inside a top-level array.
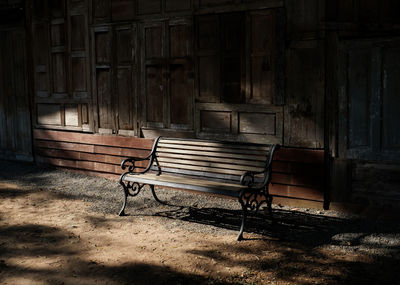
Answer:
[
  {"left": 152, "top": 165, "right": 240, "bottom": 181},
  {"left": 156, "top": 152, "right": 266, "bottom": 167},
  {"left": 156, "top": 147, "right": 266, "bottom": 161},
  {"left": 124, "top": 173, "right": 246, "bottom": 197},
  {"left": 155, "top": 161, "right": 245, "bottom": 176},
  {"left": 151, "top": 166, "right": 265, "bottom": 183},
  {"left": 157, "top": 142, "right": 269, "bottom": 156},
  {"left": 157, "top": 157, "right": 265, "bottom": 172},
  {"left": 159, "top": 139, "right": 270, "bottom": 151}
]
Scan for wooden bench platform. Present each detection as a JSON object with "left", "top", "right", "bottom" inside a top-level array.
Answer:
[{"left": 118, "top": 137, "right": 280, "bottom": 240}]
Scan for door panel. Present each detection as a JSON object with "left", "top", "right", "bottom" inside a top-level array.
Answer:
[
  {"left": 117, "top": 67, "right": 134, "bottom": 129},
  {"left": 382, "top": 47, "right": 400, "bottom": 151},
  {"left": 52, "top": 52, "right": 68, "bottom": 94},
  {"left": 347, "top": 49, "right": 370, "bottom": 149},
  {"left": 220, "top": 13, "right": 244, "bottom": 104},
  {"left": 0, "top": 29, "right": 32, "bottom": 160},
  {"left": 92, "top": 24, "right": 137, "bottom": 134},
  {"left": 339, "top": 39, "right": 400, "bottom": 161},
  {"left": 144, "top": 25, "right": 163, "bottom": 59},
  {"left": 142, "top": 22, "right": 165, "bottom": 128},
  {"left": 170, "top": 64, "right": 190, "bottom": 126},
  {"left": 248, "top": 11, "right": 276, "bottom": 105},
  {"left": 97, "top": 69, "right": 113, "bottom": 129},
  {"left": 168, "top": 20, "right": 193, "bottom": 128},
  {"left": 145, "top": 65, "right": 164, "bottom": 125},
  {"left": 115, "top": 26, "right": 136, "bottom": 132}
]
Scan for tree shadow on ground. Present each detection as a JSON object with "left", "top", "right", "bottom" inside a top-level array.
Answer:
[
  {"left": 1, "top": 218, "right": 397, "bottom": 285},
  {"left": 0, "top": 221, "right": 225, "bottom": 285}
]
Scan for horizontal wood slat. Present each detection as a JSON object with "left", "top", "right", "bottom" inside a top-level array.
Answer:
[
  {"left": 270, "top": 184, "right": 323, "bottom": 201},
  {"left": 157, "top": 148, "right": 265, "bottom": 161},
  {"left": 274, "top": 148, "right": 324, "bottom": 164},
  {"left": 157, "top": 157, "right": 265, "bottom": 172},
  {"left": 272, "top": 172, "right": 323, "bottom": 188},
  {"left": 272, "top": 161, "right": 324, "bottom": 177},
  {"left": 157, "top": 142, "right": 269, "bottom": 155},
  {"left": 156, "top": 152, "right": 266, "bottom": 167},
  {"left": 38, "top": 156, "right": 122, "bottom": 174},
  {"left": 35, "top": 140, "right": 151, "bottom": 158},
  {"left": 36, "top": 148, "right": 148, "bottom": 169},
  {"left": 34, "top": 129, "right": 154, "bottom": 149},
  {"left": 152, "top": 166, "right": 244, "bottom": 182},
  {"left": 124, "top": 173, "right": 246, "bottom": 193},
  {"left": 156, "top": 161, "right": 245, "bottom": 176},
  {"left": 159, "top": 139, "right": 270, "bottom": 151}
]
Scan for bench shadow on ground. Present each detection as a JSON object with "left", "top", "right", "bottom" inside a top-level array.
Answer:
[
  {"left": 134, "top": 197, "right": 399, "bottom": 247},
  {"left": 141, "top": 201, "right": 400, "bottom": 284}
]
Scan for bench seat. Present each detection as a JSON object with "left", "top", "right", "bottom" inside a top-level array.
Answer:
[{"left": 123, "top": 173, "right": 247, "bottom": 197}]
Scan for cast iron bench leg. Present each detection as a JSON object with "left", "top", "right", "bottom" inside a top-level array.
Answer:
[
  {"left": 267, "top": 195, "right": 274, "bottom": 220},
  {"left": 119, "top": 183, "right": 128, "bottom": 216},
  {"left": 237, "top": 202, "right": 247, "bottom": 241},
  {"left": 151, "top": 185, "right": 167, "bottom": 205}
]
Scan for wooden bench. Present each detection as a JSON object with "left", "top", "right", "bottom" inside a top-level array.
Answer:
[{"left": 118, "top": 137, "right": 280, "bottom": 240}]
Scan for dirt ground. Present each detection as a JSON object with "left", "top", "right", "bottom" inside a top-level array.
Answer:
[{"left": 0, "top": 160, "right": 399, "bottom": 285}]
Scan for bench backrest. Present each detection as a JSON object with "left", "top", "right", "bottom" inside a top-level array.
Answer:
[{"left": 151, "top": 137, "right": 273, "bottom": 184}]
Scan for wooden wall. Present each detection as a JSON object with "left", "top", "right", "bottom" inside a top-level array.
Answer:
[
  {"left": 29, "top": 0, "right": 290, "bottom": 145},
  {"left": 34, "top": 129, "right": 153, "bottom": 178},
  {"left": 26, "top": 0, "right": 330, "bottom": 148},
  {"left": 34, "top": 129, "right": 324, "bottom": 206}
]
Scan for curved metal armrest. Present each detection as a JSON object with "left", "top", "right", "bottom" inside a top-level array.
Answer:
[
  {"left": 266, "top": 144, "right": 280, "bottom": 169},
  {"left": 121, "top": 156, "right": 151, "bottom": 173},
  {"left": 240, "top": 144, "right": 281, "bottom": 189},
  {"left": 120, "top": 136, "right": 162, "bottom": 174},
  {"left": 240, "top": 171, "right": 264, "bottom": 188}
]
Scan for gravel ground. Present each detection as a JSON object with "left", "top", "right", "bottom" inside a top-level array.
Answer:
[{"left": 1, "top": 159, "right": 399, "bottom": 259}]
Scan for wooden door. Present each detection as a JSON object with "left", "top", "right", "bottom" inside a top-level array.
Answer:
[
  {"left": 114, "top": 25, "right": 137, "bottom": 136},
  {"left": 92, "top": 23, "right": 137, "bottom": 135},
  {"left": 32, "top": 0, "right": 91, "bottom": 132},
  {"left": 92, "top": 25, "right": 113, "bottom": 131},
  {"left": 140, "top": 18, "right": 194, "bottom": 132},
  {"left": 194, "top": 10, "right": 284, "bottom": 144},
  {"left": 0, "top": 28, "right": 32, "bottom": 161},
  {"left": 339, "top": 38, "right": 400, "bottom": 161},
  {"left": 141, "top": 21, "right": 166, "bottom": 129},
  {"left": 246, "top": 10, "right": 277, "bottom": 105},
  {"left": 168, "top": 18, "right": 194, "bottom": 130}
]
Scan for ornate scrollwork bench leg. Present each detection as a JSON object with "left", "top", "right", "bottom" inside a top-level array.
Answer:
[
  {"left": 237, "top": 188, "right": 273, "bottom": 241},
  {"left": 119, "top": 173, "right": 146, "bottom": 216},
  {"left": 150, "top": 185, "right": 169, "bottom": 205}
]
